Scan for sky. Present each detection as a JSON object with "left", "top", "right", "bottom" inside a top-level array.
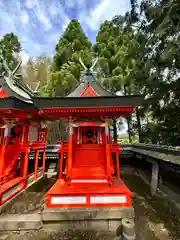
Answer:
[{"left": 0, "top": 0, "right": 131, "bottom": 64}]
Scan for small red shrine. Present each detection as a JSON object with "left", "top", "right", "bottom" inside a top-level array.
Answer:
[
  {"left": 0, "top": 58, "right": 48, "bottom": 205},
  {"left": 0, "top": 57, "right": 143, "bottom": 208}
]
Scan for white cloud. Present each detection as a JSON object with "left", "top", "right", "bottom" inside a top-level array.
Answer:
[
  {"left": 65, "top": 0, "right": 76, "bottom": 8},
  {"left": 0, "top": 0, "right": 130, "bottom": 58},
  {"left": 36, "top": 9, "right": 52, "bottom": 31},
  {"left": 47, "top": 0, "right": 70, "bottom": 28},
  {"left": 48, "top": 4, "right": 58, "bottom": 17},
  {"left": 80, "top": 0, "right": 130, "bottom": 30},
  {"left": 25, "top": 0, "right": 52, "bottom": 31},
  {"left": 25, "top": 0, "right": 39, "bottom": 9},
  {"left": 21, "top": 12, "right": 29, "bottom": 25},
  {"left": 77, "top": 0, "right": 85, "bottom": 5}
]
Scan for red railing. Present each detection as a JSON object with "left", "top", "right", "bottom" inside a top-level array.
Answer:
[{"left": 0, "top": 165, "right": 17, "bottom": 185}]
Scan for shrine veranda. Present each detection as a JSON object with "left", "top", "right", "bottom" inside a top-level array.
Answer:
[{"left": 0, "top": 59, "right": 143, "bottom": 236}]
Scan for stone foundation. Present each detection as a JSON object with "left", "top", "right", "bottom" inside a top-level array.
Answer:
[
  {"left": 42, "top": 206, "right": 135, "bottom": 236},
  {"left": 0, "top": 206, "right": 135, "bottom": 236}
]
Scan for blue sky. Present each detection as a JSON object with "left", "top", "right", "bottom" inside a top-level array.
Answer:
[{"left": 0, "top": 0, "right": 131, "bottom": 63}]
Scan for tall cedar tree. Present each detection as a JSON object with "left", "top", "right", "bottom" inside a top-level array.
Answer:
[{"left": 45, "top": 20, "right": 92, "bottom": 97}]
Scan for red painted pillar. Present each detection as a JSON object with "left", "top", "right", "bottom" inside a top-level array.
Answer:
[
  {"left": 23, "top": 124, "right": 29, "bottom": 186},
  {"left": 67, "top": 117, "right": 73, "bottom": 179},
  {"left": 42, "top": 128, "right": 48, "bottom": 176},
  {"left": 0, "top": 125, "right": 11, "bottom": 178},
  {"left": 42, "top": 150, "right": 46, "bottom": 176},
  {"left": 34, "top": 150, "right": 39, "bottom": 180},
  {"left": 105, "top": 123, "right": 111, "bottom": 177},
  {"left": 116, "top": 150, "right": 120, "bottom": 178}
]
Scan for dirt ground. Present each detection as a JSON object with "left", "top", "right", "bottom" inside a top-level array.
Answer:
[
  {"left": 121, "top": 168, "right": 180, "bottom": 240},
  {"left": 0, "top": 169, "right": 180, "bottom": 239}
]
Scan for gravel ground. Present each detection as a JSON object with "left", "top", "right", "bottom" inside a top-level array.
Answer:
[{"left": 0, "top": 169, "right": 180, "bottom": 239}]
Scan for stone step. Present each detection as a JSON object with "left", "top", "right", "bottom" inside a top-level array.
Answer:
[
  {"left": 47, "top": 168, "right": 56, "bottom": 173},
  {"left": 48, "top": 163, "right": 56, "bottom": 169},
  {"left": 46, "top": 172, "right": 57, "bottom": 178}
]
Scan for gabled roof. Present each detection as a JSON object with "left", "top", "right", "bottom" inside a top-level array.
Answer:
[
  {"left": 80, "top": 84, "right": 98, "bottom": 96},
  {"left": 0, "top": 87, "right": 8, "bottom": 98},
  {"left": 66, "top": 70, "right": 114, "bottom": 97},
  {"left": 0, "top": 76, "right": 34, "bottom": 103}
]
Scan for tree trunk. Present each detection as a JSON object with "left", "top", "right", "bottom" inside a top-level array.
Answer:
[
  {"left": 136, "top": 107, "right": 142, "bottom": 143},
  {"left": 127, "top": 115, "right": 132, "bottom": 143},
  {"left": 124, "top": 85, "right": 132, "bottom": 143}
]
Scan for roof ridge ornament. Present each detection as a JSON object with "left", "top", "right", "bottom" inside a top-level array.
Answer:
[
  {"left": 90, "top": 57, "right": 98, "bottom": 71},
  {"left": 79, "top": 57, "right": 88, "bottom": 70},
  {"left": 79, "top": 57, "right": 98, "bottom": 71},
  {"left": 0, "top": 52, "right": 39, "bottom": 95},
  {"left": 79, "top": 57, "right": 99, "bottom": 84},
  {"left": 0, "top": 54, "right": 20, "bottom": 81}
]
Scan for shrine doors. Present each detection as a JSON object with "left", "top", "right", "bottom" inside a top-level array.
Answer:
[{"left": 81, "top": 127, "right": 98, "bottom": 144}]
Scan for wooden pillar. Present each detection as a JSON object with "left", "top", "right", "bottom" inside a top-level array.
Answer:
[
  {"left": 34, "top": 150, "right": 39, "bottom": 180},
  {"left": 42, "top": 128, "right": 48, "bottom": 177},
  {"left": 67, "top": 117, "right": 73, "bottom": 178},
  {"left": 23, "top": 149, "right": 29, "bottom": 186},
  {"left": 42, "top": 150, "right": 46, "bottom": 176},
  {"left": 77, "top": 128, "right": 80, "bottom": 144},
  {"left": 0, "top": 125, "right": 11, "bottom": 176},
  {"left": 151, "top": 161, "right": 159, "bottom": 195},
  {"left": 23, "top": 124, "right": 30, "bottom": 185},
  {"left": 116, "top": 151, "right": 120, "bottom": 178},
  {"left": 105, "top": 124, "right": 111, "bottom": 177}
]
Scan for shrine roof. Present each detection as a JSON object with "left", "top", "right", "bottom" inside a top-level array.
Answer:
[
  {"left": 66, "top": 80, "right": 113, "bottom": 97},
  {"left": 66, "top": 69, "right": 114, "bottom": 97},
  {"left": 0, "top": 96, "right": 36, "bottom": 110},
  {"left": 32, "top": 95, "right": 143, "bottom": 108},
  {"left": 0, "top": 56, "right": 37, "bottom": 103}
]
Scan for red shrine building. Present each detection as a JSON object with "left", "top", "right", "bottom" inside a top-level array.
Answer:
[{"left": 0, "top": 58, "right": 143, "bottom": 208}]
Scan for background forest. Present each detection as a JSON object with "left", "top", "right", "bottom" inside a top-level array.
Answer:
[{"left": 0, "top": 0, "right": 180, "bottom": 146}]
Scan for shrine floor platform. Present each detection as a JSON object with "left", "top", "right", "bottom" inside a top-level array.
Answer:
[{"left": 45, "top": 178, "right": 132, "bottom": 208}]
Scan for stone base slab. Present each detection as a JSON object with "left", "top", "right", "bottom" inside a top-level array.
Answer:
[
  {"left": 43, "top": 220, "right": 122, "bottom": 234},
  {"left": 0, "top": 214, "right": 42, "bottom": 231},
  {"left": 42, "top": 206, "right": 134, "bottom": 235},
  {"left": 42, "top": 206, "right": 135, "bottom": 221},
  {"left": 0, "top": 207, "right": 134, "bottom": 234}
]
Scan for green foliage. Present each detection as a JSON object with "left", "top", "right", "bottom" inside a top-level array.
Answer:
[
  {"left": 0, "top": 33, "right": 21, "bottom": 73},
  {"left": 45, "top": 19, "right": 93, "bottom": 97},
  {"left": 2, "top": 2, "right": 179, "bottom": 146},
  {"left": 23, "top": 56, "right": 51, "bottom": 96},
  {"left": 94, "top": 19, "right": 143, "bottom": 95},
  {"left": 43, "top": 20, "right": 93, "bottom": 142},
  {"left": 130, "top": 0, "right": 180, "bottom": 145}
]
